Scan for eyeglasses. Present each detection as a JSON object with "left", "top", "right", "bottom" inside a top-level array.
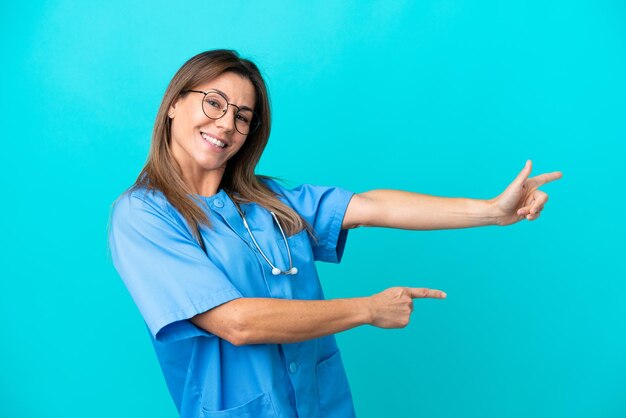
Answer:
[{"left": 183, "top": 89, "right": 261, "bottom": 135}]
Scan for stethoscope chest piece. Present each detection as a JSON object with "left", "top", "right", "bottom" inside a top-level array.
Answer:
[{"left": 272, "top": 266, "right": 298, "bottom": 276}]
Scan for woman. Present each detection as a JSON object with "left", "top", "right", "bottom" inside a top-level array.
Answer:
[{"left": 109, "top": 50, "right": 561, "bottom": 418}]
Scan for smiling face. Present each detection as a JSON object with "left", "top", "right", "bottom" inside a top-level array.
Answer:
[{"left": 168, "top": 72, "right": 256, "bottom": 196}]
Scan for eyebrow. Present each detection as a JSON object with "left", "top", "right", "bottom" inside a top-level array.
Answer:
[{"left": 212, "top": 88, "right": 254, "bottom": 112}]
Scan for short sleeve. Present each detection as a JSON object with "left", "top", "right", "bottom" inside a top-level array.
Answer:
[
  {"left": 263, "top": 179, "right": 355, "bottom": 263},
  {"left": 108, "top": 191, "right": 243, "bottom": 342}
]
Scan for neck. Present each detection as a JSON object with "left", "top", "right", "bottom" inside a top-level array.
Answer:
[{"left": 182, "top": 167, "right": 225, "bottom": 197}]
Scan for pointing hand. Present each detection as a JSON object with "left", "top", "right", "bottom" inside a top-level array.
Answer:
[
  {"left": 490, "top": 160, "right": 562, "bottom": 226},
  {"left": 368, "top": 287, "right": 446, "bottom": 329}
]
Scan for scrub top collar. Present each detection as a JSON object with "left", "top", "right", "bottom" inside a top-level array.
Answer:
[
  {"left": 193, "top": 188, "right": 227, "bottom": 203},
  {"left": 194, "top": 189, "right": 249, "bottom": 209},
  {"left": 193, "top": 189, "right": 253, "bottom": 246}
]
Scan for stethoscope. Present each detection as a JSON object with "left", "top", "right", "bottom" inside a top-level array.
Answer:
[{"left": 231, "top": 199, "right": 299, "bottom": 276}]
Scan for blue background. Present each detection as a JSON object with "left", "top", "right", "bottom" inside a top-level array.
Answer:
[{"left": 2, "top": 1, "right": 625, "bottom": 417}]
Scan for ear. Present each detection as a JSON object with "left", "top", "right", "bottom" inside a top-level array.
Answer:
[{"left": 168, "top": 97, "right": 181, "bottom": 119}]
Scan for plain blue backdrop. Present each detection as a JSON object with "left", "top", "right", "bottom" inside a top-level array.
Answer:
[{"left": 1, "top": 1, "right": 625, "bottom": 417}]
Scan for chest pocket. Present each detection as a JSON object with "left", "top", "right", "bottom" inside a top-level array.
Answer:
[{"left": 276, "top": 229, "right": 310, "bottom": 263}]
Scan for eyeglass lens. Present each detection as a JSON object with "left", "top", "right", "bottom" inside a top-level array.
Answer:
[{"left": 201, "top": 92, "right": 258, "bottom": 135}]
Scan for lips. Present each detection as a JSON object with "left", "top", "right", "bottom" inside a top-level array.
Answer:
[{"left": 200, "top": 132, "right": 228, "bottom": 148}]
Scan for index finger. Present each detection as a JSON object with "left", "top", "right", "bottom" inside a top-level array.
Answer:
[
  {"left": 530, "top": 171, "right": 563, "bottom": 187},
  {"left": 408, "top": 288, "right": 447, "bottom": 299}
]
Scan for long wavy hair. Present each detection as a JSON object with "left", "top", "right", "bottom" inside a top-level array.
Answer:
[{"left": 131, "top": 50, "right": 308, "bottom": 249}]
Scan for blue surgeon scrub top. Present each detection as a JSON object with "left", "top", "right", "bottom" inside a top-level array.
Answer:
[{"left": 109, "top": 177, "right": 357, "bottom": 418}]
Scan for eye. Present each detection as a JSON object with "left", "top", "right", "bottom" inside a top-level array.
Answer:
[
  {"left": 236, "top": 113, "right": 251, "bottom": 124},
  {"left": 205, "top": 99, "right": 222, "bottom": 109}
]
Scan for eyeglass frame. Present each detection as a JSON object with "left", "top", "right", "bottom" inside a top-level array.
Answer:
[{"left": 182, "top": 89, "right": 261, "bottom": 135}]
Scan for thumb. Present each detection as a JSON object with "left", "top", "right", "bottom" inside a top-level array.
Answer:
[{"left": 512, "top": 160, "right": 533, "bottom": 188}]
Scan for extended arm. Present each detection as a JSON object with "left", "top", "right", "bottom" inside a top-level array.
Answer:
[
  {"left": 190, "top": 287, "right": 446, "bottom": 346},
  {"left": 342, "top": 160, "right": 562, "bottom": 230},
  {"left": 343, "top": 190, "right": 497, "bottom": 230}
]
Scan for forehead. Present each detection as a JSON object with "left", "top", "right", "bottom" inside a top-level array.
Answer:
[{"left": 194, "top": 72, "right": 256, "bottom": 108}]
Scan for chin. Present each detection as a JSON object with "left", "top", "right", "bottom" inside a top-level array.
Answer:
[{"left": 196, "top": 158, "right": 226, "bottom": 172}]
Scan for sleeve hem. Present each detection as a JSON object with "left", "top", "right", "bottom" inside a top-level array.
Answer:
[
  {"left": 152, "top": 288, "right": 243, "bottom": 342},
  {"left": 315, "top": 190, "right": 355, "bottom": 263}
]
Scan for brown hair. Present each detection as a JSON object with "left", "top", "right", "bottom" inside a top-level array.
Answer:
[{"left": 131, "top": 50, "right": 307, "bottom": 249}]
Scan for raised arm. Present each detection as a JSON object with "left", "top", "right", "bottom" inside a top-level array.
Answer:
[
  {"left": 191, "top": 287, "right": 446, "bottom": 346},
  {"left": 342, "top": 190, "right": 496, "bottom": 230},
  {"left": 342, "top": 160, "right": 562, "bottom": 230}
]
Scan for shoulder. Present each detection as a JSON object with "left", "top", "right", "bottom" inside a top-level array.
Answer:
[
  {"left": 258, "top": 176, "right": 286, "bottom": 193},
  {"left": 112, "top": 186, "right": 168, "bottom": 216},
  {"left": 108, "top": 186, "right": 201, "bottom": 247},
  {"left": 110, "top": 186, "right": 184, "bottom": 232},
  {"left": 258, "top": 176, "right": 310, "bottom": 205},
  {"left": 258, "top": 176, "right": 353, "bottom": 210},
  {"left": 258, "top": 176, "right": 317, "bottom": 196}
]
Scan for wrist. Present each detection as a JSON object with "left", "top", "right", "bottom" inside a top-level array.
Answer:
[
  {"left": 357, "top": 297, "right": 374, "bottom": 326},
  {"left": 483, "top": 198, "right": 502, "bottom": 226}
]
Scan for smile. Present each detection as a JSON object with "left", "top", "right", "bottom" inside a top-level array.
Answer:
[{"left": 201, "top": 132, "right": 227, "bottom": 148}]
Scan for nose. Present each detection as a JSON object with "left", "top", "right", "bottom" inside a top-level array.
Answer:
[{"left": 214, "top": 105, "right": 237, "bottom": 133}]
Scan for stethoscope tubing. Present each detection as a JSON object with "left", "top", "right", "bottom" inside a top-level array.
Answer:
[{"left": 232, "top": 199, "right": 298, "bottom": 276}]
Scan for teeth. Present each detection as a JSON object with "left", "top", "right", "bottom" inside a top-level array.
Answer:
[{"left": 201, "top": 133, "right": 226, "bottom": 148}]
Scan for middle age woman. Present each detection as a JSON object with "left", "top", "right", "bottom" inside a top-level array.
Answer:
[{"left": 109, "top": 49, "right": 563, "bottom": 418}]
